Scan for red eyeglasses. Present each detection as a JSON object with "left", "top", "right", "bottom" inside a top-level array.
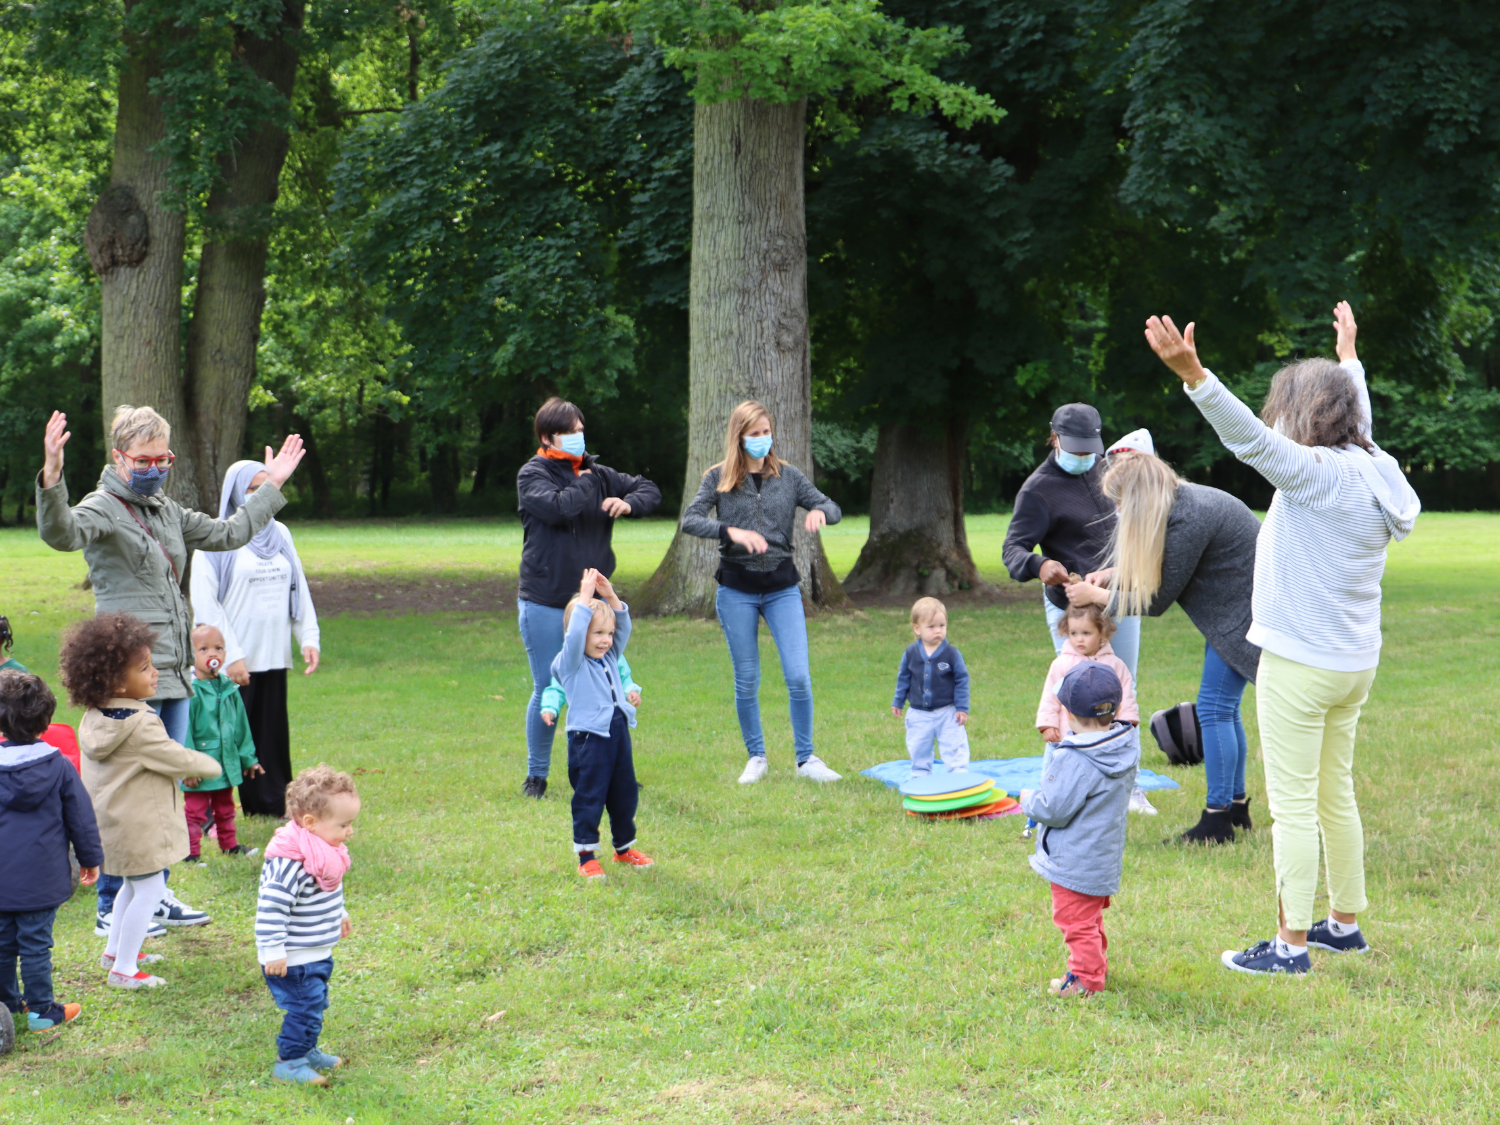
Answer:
[{"left": 118, "top": 451, "right": 177, "bottom": 471}]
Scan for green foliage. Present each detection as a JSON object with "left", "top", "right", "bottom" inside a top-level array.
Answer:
[{"left": 622, "top": 0, "right": 1001, "bottom": 137}]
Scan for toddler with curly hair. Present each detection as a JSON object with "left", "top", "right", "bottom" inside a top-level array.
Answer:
[
  {"left": 60, "top": 612, "right": 222, "bottom": 989},
  {"left": 255, "top": 764, "right": 358, "bottom": 1086}
]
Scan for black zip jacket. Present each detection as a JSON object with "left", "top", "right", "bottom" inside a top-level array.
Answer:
[
  {"left": 1002, "top": 452, "right": 1116, "bottom": 611},
  {"left": 0, "top": 743, "right": 104, "bottom": 912},
  {"left": 517, "top": 454, "right": 661, "bottom": 608}
]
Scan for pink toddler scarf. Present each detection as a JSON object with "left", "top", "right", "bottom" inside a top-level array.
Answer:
[{"left": 264, "top": 822, "right": 351, "bottom": 892}]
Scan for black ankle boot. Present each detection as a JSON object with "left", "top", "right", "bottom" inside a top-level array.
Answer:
[
  {"left": 1174, "top": 807, "right": 1235, "bottom": 845},
  {"left": 1229, "top": 798, "right": 1253, "bottom": 831},
  {"left": 521, "top": 776, "right": 547, "bottom": 799}
]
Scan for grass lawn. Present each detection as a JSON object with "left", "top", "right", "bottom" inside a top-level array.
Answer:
[{"left": 0, "top": 511, "right": 1497, "bottom": 1123}]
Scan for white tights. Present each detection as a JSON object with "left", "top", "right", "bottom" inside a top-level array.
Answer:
[{"left": 105, "top": 870, "right": 165, "bottom": 974}]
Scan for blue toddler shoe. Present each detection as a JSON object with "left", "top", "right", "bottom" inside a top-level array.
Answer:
[
  {"left": 1220, "top": 939, "right": 1311, "bottom": 976},
  {"left": 1306, "top": 918, "right": 1369, "bottom": 953},
  {"left": 307, "top": 1046, "right": 342, "bottom": 1070},
  {"left": 273, "top": 1056, "right": 329, "bottom": 1085}
]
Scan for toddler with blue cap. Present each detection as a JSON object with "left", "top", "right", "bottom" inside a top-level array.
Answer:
[{"left": 1019, "top": 661, "right": 1140, "bottom": 998}]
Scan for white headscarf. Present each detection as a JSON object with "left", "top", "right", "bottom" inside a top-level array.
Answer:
[{"left": 205, "top": 460, "right": 309, "bottom": 622}]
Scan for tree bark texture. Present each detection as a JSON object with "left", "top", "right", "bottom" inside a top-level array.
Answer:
[
  {"left": 636, "top": 97, "right": 848, "bottom": 617},
  {"left": 184, "top": 2, "right": 304, "bottom": 511},
  {"left": 842, "top": 421, "right": 990, "bottom": 597},
  {"left": 87, "top": 6, "right": 192, "bottom": 504}
]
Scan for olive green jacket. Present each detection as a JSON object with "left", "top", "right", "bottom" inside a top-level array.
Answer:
[{"left": 36, "top": 468, "right": 285, "bottom": 700}]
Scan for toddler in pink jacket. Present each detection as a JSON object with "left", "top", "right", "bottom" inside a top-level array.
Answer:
[{"left": 1037, "top": 603, "right": 1139, "bottom": 747}]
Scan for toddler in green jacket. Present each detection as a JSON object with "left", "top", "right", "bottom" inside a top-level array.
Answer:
[
  {"left": 182, "top": 624, "right": 263, "bottom": 862},
  {"left": 540, "top": 654, "right": 642, "bottom": 727}
]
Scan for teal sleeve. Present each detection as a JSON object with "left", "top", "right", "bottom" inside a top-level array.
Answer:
[
  {"left": 617, "top": 655, "right": 641, "bottom": 696},
  {"left": 540, "top": 676, "right": 565, "bottom": 715}
]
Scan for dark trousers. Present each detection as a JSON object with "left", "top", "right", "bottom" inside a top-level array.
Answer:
[
  {"left": 0, "top": 908, "right": 58, "bottom": 1013},
  {"left": 567, "top": 708, "right": 638, "bottom": 854},
  {"left": 264, "top": 956, "right": 334, "bottom": 1060},
  {"left": 240, "top": 669, "right": 292, "bottom": 818}
]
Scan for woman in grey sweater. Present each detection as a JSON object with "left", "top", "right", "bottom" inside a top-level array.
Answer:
[
  {"left": 681, "top": 401, "right": 843, "bottom": 785},
  {"left": 1065, "top": 450, "right": 1262, "bottom": 844}
]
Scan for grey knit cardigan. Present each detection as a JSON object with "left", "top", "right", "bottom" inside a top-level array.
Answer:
[
  {"left": 1131, "top": 482, "right": 1263, "bottom": 682},
  {"left": 681, "top": 463, "right": 841, "bottom": 572}
]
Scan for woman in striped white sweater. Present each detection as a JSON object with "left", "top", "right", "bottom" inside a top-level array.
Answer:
[{"left": 1145, "top": 302, "right": 1420, "bottom": 977}]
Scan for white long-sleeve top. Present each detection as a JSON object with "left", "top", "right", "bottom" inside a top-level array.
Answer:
[
  {"left": 1185, "top": 359, "right": 1419, "bottom": 672},
  {"left": 190, "top": 526, "right": 320, "bottom": 673}
]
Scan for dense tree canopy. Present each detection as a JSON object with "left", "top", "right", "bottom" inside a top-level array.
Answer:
[{"left": 0, "top": 0, "right": 1496, "bottom": 537}]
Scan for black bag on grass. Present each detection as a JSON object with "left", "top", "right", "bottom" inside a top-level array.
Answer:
[{"left": 1150, "top": 702, "right": 1202, "bottom": 766}]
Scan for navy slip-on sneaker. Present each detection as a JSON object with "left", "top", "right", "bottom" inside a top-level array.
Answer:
[
  {"left": 1306, "top": 919, "right": 1370, "bottom": 954},
  {"left": 1221, "top": 939, "right": 1311, "bottom": 976}
]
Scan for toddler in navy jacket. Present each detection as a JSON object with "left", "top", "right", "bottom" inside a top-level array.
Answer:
[
  {"left": 0, "top": 671, "right": 103, "bottom": 1032},
  {"left": 550, "top": 569, "right": 654, "bottom": 880},
  {"left": 891, "top": 597, "right": 971, "bottom": 774}
]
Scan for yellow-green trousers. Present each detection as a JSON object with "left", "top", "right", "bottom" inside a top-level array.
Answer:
[{"left": 1257, "top": 650, "right": 1377, "bottom": 930}]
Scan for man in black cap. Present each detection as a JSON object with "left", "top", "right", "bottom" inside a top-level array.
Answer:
[{"left": 1002, "top": 403, "right": 1151, "bottom": 812}]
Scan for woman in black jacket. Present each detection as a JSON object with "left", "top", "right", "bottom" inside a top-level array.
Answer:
[{"left": 515, "top": 398, "right": 660, "bottom": 799}]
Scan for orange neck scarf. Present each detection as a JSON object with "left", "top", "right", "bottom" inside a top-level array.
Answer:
[{"left": 537, "top": 446, "right": 583, "bottom": 476}]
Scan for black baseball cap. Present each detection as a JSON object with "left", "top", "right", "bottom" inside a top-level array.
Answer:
[
  {"left": 1050, "top": 403, "right": 1105, "bottom": 455},
  {"left": 1056, "top": 661, "right": 1122, "bottom": 721}
]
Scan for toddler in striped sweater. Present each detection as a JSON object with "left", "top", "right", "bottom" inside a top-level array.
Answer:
[{"left": 255, "top": 765, "right": 358, "bottom": 1086}]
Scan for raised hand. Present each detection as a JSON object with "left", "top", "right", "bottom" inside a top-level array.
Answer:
[
  {"left": 579, "top": 568, "right": 599, "bottom": 603},
  {"left": 593, "top": 571, "right": 622, "bottom": 608},
  {"left": 1333, "top": 300, "right": 1358, "bottom": 363},
  {"left": 1144, "top": 315, "right": 1208, "bottom": 385},
  {"left": 262, "top": 434, "right": 307, "bottom": 489},
  {"left": 42, "top": 410, "right": 71, "bottom": 489}
]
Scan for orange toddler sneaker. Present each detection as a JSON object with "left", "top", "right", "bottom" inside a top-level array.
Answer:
[
  {"left": 612, "top": 848, "right": 654, "bottom": 868},
  {"left": 578, "top": 858, "right": 606, "bottom": 880}
]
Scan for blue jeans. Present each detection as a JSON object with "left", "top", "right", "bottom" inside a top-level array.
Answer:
[
  {"left": 264, "top": 957, "right": 334, "bottom": 1061},
  {"left": 715, "top": 584, "right": 815, "bottom": 763},
  {"left": 0, "top": 908, "right": 58, "bottom": 1013},
  {"left": 567, "top": 708, "right": 638, "bottom": 853},
  {"left": 1199, "top": 641, "right": 1250, "bottom": 809},
  {"left": 97, "top": 697, "right": 184, "bottom": 915},
  {"left": 1044, "top": 591, "right": 1140, "bottom": 680},
  {"left": 517, "top": 599, "right": 567, "bottom": 779}
]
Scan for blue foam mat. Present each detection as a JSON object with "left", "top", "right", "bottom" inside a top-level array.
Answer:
[{"left": 862, "top": 756, "right": 1181, "bottom": 796}]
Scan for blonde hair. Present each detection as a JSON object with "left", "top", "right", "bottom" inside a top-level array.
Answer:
[
  {"left": 1101, "top": 451, "right": 1183, "bottom": 616},
  {"left": 563, "top": 595, "right": 616, "bottom": 635},
  {"left": 110, "top": 405, "right": 170, "bottom": 452},
  {"left": 713, "top": 400, "right": 783, "bottom": 493},
  {"left": 1054, "top": 601, "right": 1117, "bottom": 641},
  {"left": 284, "top": 764, "right": 358, "bottom": 822},
  {"left": 910, "top": 597, "right": 947, "bottom": 627}
]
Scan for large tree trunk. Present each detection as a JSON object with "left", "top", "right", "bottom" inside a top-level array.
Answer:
[
  {"left": 85, "top": 5, "right": 192, "bottom": 504},
  {"left": 843, "top": 420, "right": 990, "bottom": 597},
  {"left": 184, "top": 2, "right": 304, "bottom": 511},
  {"left": 635, "top": 96, "right": 848, "bottom": 617}
]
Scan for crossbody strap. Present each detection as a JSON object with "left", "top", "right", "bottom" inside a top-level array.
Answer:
[{"left": 113, "top": 495, "right": 180, "bottom": 584}]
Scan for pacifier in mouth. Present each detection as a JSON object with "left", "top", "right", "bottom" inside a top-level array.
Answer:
[{"left": 208, "top": 657, "right": 221, "bottom": 671}]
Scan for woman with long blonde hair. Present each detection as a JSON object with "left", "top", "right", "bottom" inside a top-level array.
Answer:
[
  {"left": 1145, "top": 301, "right": 1419, "bottom": 976},
  {"left": 681, "top": 401, "right": 844, "bottom": 785},
  {"left": 1066, "top": 443, "right": 1262, "bottom": 845}
]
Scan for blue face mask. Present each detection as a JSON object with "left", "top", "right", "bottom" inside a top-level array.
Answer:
[
  {"left": 743, "top": 435, "right": 773, "bottom": 460},
  {"left": 554, "top": 432, "right": 586, "bottom": 458},
  {"left": 127, "top": 466, "right": 169, "bottom": 497},
  {"left": 1055, "top": 449, "right": 1097, "bottom": 475}
]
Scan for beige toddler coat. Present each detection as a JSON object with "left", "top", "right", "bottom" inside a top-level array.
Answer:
[{"left": 79, "top": 699, "right": 222, "bottom": 877}]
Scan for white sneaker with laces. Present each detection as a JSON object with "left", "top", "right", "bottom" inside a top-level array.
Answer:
[
  {"left": 795, "top": 756, "right": 842, "bottom": 783},
  {"left": 738, "top": 756, "right": 769, "bottom": 785},
  {"left": 1128, "top": 787, "right": 1158, "bottom": 815},
  {"left": 155, "top": 889, "right": 211, "bottom": 927}
]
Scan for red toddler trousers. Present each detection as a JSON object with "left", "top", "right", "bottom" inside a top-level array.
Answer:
[
  {"left": 1050, "top": 882, "right": 1110, "bottom": 991},
  {"left": 184, "top": 788, "right": 238, "bottom": 855}
]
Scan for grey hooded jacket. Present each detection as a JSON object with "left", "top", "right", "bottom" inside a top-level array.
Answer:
[
  {"left": 1020, "top": 722, "right": 1140, "bottom": 898},
  {"left": 681, "top": 463, "right": 840, "bottom": 573},
  {"left": 37, "top": 467, "right": 285, "bottom": 699}
]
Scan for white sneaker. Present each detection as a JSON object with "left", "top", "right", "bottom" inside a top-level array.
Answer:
[
  {"left": 100, "top": 951, "right": 165, "bottom": 970},
  {"left": 107, "top": 970, "right": 166, "bottom": 989},
  {"left": 737, "top": 756, "right": 769, "bottom": 785},
  {"left": 1128, "top": 787, "right": 1158, "bottom": 815},
  {"left": 94, "top": 912, "right": 168, "bottom": 939},
  {"left": 155, "top": 890, "right": 211, "bottom": 927},
  {"left": 795, "top": 756, "right": 842, "bottom": 783}
]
